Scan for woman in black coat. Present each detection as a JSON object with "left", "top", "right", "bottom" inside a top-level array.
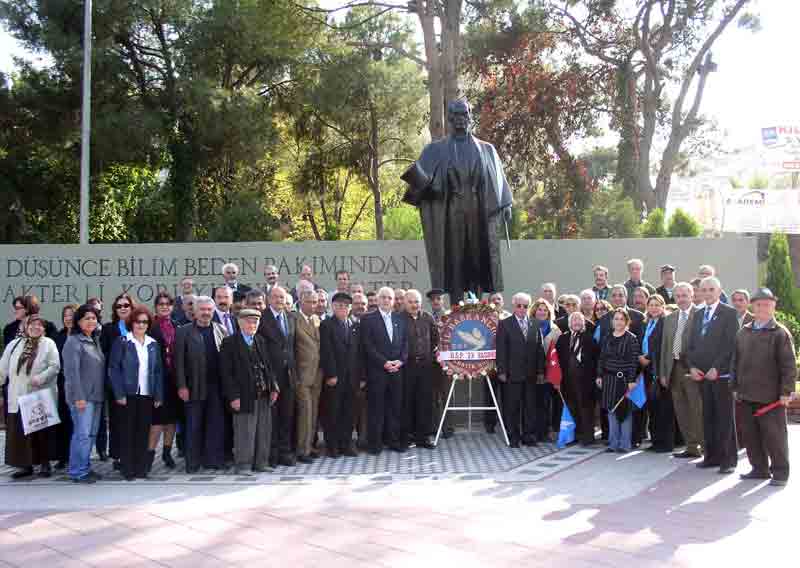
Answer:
[
  {"left": 556, "top": 312, "right": 599, "bottom": 446},
  {"left": 97, "top": 293, "right": 135, "bottom": 467},
  {"left": 640, "top": 294, "right": 673, "bottom": 452},
  {"left": 53, "top": 304, "right": 80, "bottom": 469}
]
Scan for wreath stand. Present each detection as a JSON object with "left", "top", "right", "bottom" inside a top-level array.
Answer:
[{"left": 434, "top": 373, "right": 510, "bottom": 447}]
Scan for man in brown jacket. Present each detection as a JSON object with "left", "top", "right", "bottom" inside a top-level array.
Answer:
[
  {"left": 294, "top": 290, "right": 322, "bottom": 463},
  {"left": 732, "top": 288, "right": 797, "bottom": 486}
]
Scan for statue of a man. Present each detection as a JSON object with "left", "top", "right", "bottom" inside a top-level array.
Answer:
[{"left": 401, "top": 99, "right": 512, "bottom": 300}]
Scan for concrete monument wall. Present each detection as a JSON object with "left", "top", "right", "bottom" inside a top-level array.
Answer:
[{"left": 0, "top": 237, "right": 757, "bottom": 325}]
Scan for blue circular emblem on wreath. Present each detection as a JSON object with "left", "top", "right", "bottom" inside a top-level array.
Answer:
[{"left": 451, "top": 320, "right": 492, "bottom": 351}]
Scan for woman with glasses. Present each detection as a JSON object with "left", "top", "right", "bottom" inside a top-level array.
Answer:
[
  {"left": 109, "top": 305, "right": 164, "bottom": 480},
  {"left": 641, "top": 294, "right": 672, "bottom": 452},
  {"left": 0, "top": 315, "right": 61, "bottom": 479},
  {"left": 98, "top": 293, "right": 135, "bottom": 467},
  {"left": 591, "top": 299, "right": 613, "bottom": 441},
  {"left": 148, "top": 292, "right": 180, "bottom": 468},
  {"left": 53, "top": 304, "right": 80, "bottom": 470}
]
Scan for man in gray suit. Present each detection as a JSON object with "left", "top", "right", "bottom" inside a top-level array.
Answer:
[{"left": 659, "top": 282, "right": 703, "bottom": 458}]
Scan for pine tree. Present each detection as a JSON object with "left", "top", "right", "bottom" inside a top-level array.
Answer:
[
  {"left": 667, "top": 209, "right": 702, "bottom": 237},
  {"left": 766, "top": 232, "right": 800, "bottom": 317},
  {"left": 641, "top": 208, "right": 667, "bottom": 238}
]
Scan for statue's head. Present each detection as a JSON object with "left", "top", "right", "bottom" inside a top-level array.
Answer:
[{"left": 447, "top": 99, "right": 472, "bottom": 137}]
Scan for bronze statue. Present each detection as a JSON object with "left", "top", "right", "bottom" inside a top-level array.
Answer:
[{"left": 401, "top": 99, "right": 512, "bottom": 300}]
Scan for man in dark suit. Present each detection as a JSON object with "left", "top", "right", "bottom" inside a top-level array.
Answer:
[
  {"left": 402, "top": 289, "right": 439, "bottom": 449},
  {"left": 319, "top": 293, "right": 359, "bottom": 458},
  {"left": 258, "top": 286, "right": 297, "bottom": 466},
  {"left": 496, "top": 292, "right": 545, "bottom": 447},
  {"left": 212, "top": 286, "right": 239, "bottom": 339},
  {"left": 686, "top": 276, "right": 740, "bottom": 474},
  {"left": 220, "top": 309, "right": 279, "bottom": 475},
  {"left": 360, "top": 286, "right": 408, "bottom": 454},
  {"left": 596, "top": 285, "right": 645, "bottom": 346},
  {"left": 174, "top": 296, "right": 230, "bottom": 473},
  {"left": 222, "top": 262, "right": 252, "bottom": 303}
]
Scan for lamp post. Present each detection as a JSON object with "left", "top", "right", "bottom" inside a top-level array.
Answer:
[{"left": 79, "top": 0, "right": 92, "bottom": 245}]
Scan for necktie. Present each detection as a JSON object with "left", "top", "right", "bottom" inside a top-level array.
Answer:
[
  {"left": 519, "top": 318, "right": 528, "bottom": 339},
  {"left": 224, "top": 313, "right": 232, "bottom": 335},
  {"left": 673, "top": 311, "right": 686, "bottom": 358},
  {"left": 278, "top": 312, "right": 287, "bottom": 337},
  {"left": 701, "top": 306, "right": 712, "bottom": 336}
]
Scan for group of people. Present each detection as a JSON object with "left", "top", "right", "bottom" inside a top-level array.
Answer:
[{"left": 1, "top": 259, "right": 795, "bottom": 486}]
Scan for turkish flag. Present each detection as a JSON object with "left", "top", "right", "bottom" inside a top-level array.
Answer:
[{"left": 545, "top": 341, "right": 562, "bottom": 388}]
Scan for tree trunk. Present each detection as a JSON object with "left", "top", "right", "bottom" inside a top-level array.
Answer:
[
  {"left": 368, "top": 104, "right": 384, "bottom": 240},
  {"left": 417, "top": 1, "right": 444, "bottom": 140},
  {"left": 168, "top": 133, "right": 196, "bottom": 242},
  {"left": 441, "top": 0, "right": 463, "bottom": 112},
  {"left": 614, "top": 61, "right": 649, "bottom": 209}
]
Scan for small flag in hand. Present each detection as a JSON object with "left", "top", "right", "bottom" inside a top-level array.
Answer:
[
  {"left": 627, "top": 373, "right": 647, "bottom": 409},
  {"left": 557, "top": 405, "right": 576, "bottom": 448},
  {"left": 545, "top": 342, "right": 562, "bottom": 388}
]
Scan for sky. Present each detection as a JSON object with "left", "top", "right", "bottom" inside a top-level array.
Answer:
[{"left": 0, "top": 0, "right": 796, "bottom": 150}]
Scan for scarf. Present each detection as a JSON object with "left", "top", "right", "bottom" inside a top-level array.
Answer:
[
  {"left": 157, "top": 316, "right": 176, "bottom": 369},
  {"left": 16, "top": 335, "right": 41, "bottom": 376},
  {"left": 539, "top": 319, "right": 551, "bottom": 339},
  {"left": 643, "top": 318, "right": 658, "bottom": 356},
  {"left": 570, "top": 331, "right": 583, "bottom": 363}
]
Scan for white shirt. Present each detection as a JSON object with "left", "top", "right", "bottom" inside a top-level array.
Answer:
[
  {"left": 215, "top": 309, "right": 234, "bottom": 335},
  {"left": 127, "top": 332, "right": 155, "bottom": 396},
  {"left": 379, "top": 309, "right": 394, "bottom": 341},
  {"left": 703, "top": 300, "right": 720, "bottom": 321}
]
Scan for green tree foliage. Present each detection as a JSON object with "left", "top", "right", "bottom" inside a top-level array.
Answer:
[
  {"left": 775, "top": 311, "right": 800, "bottom": 356},
  {"left": 641, "top": 208, "right": 667, "bottom": 238},
  {"left": 667, "top": 209, "right": 702, "bottom": 237},
  {"left": 383, "top": 205, "right": 423, "bottom": 240},
  {"left": 584, "top": 186, "right": 640, "bottom": 239},
  {"left": 766, "top": 233, "right": 800, "bottom": 317}
]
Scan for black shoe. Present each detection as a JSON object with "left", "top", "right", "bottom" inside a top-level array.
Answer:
[
  {"left": 88, "top": 470, "right": 104, "bottom": 481},
  {"left": 718, "top": 466, "right": 735, "bottom": 475},
  {"left": 11, "top": 468, "right": 34, "bottom": 480},
  {"left": 673, "top": 450, "right": 699, "bottom": 459},
  {"left": 441, "top": 430, "right": 454, "bottom": 439},
  {"left": 341, "top": 447, "right": 358, "bottom": 457},
  {"left": 309, "top": 451, "right": 321, "bottom": 460},
  {"left": 509, "top": 441, "right": 520, "bottom": 448},
  {"left": 605, "top": 448, "right": 616, "bottom": 453},
  {"left": 278, "top": 455, "right": 296, "bottom": 467},
  {"left": 186, "top": 466, "right": 200, "bottom": 474},
  {"left": 416, "top": 439, "right": 436, "bottom": 450},
  {"left": 162, "top": 447, "right": 176, "bottom": 469},
  {"left": 390, "top": 444, "right": 407, "bottom": 453},
  {"left": 327, "top": 449, "right": 340, "bottom": 459},
  {"left": 124, "top": 474, "right": 136, "bottom": 481},
  {"left": 38, "top": 465, "right": 52, "bottom": 478},
  {"left": 55, "top": 460, "right": 67, "bottom": 470},
  {"left": 98, "top": 451, "right": 108, "bottom": 462},
  {"left": 145, "top": 450, "right": 156, "bottom": 474},
  {"left": 653, "top": 447, "right": 673, "bottom": 454},
  {"left": 367, "top": 448, "right": 381, "bottom": 456},
  {"left": 770, "top": 478, "right": 788, "bottom": 487},
  {"left": 112, "top": 459, "right": 121, "bottom": 471},
  {"left": 73, "top": 475, "right": 97, "bottom": 484},
  {"left": 522, "top": 438, "right": 538, "bottom": 447},
  {"left": 696, "top": 461, "right": 720, "bottom": 469},
  {"left": 485, "top": 424, "right": 496, "bottom": 434},
  {"left": 297, "top": 454, "right": 314, "bottom": 464},
  {"left": 740, "top": 470, "right": 770, "bottom": 480}
]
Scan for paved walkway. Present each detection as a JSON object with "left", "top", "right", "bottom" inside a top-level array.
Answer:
[{"left": 0, "top": 425, "right": 797, "bottom": 567}]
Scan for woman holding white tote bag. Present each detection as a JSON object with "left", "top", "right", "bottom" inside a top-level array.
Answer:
[{"left": 0, "top": 314, "right": 61, "bottom": 479}]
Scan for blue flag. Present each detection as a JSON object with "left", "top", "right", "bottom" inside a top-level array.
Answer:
[
  {"left": 557, "top": 405, "right": 576, "bottom": 448},
  {"left": 627, "top": 373, "right": 647, "bottom": 409}
]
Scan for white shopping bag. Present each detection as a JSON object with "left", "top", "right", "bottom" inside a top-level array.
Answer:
[{"left": 17, "top": 389, "right": 61, "bottom": 435}]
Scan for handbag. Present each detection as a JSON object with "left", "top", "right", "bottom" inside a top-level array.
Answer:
[{"left": 18, "top": 388, "right": 61, "bottom": 435}]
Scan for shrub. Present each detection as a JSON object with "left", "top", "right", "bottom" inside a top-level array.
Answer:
[
  {"left": 667, "top": 208, "right": 702, "bottom": 237},
  {"left": 766, "top": 232, "right": 800, "bottom": 318},
  {"left": 641, "top": 208, "right": 667, "bottom": 238},
  {"left": 775, "top": 311, "right": 800, "bottom": 355}
]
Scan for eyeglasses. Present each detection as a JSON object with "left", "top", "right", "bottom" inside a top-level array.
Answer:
[
  {"left": 116, "top": 303, "right": 131, "bottom": 309},
  {"left": 515, "top": 304, "right": 529, "bottom": 308},
  {"left": 134, "top": 319, "right": 149, "bottom": 325}
]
